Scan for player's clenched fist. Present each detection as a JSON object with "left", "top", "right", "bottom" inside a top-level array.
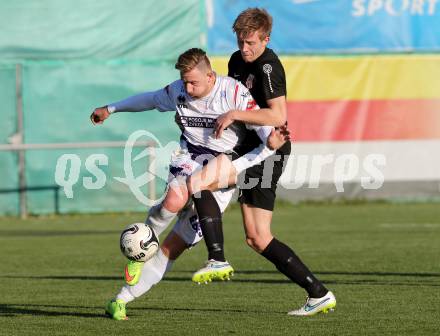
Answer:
[{"left": 90, "top": 106, "right": 110, "bottom": 125}]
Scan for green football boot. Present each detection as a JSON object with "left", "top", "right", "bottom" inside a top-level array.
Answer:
[
  {"left": 124, "top": 260, "right": 144, "bottom": 286},
  {"left": 105, "top": 299, "right": 128, "bottom": 320},
  {"left": 192, "top": 259, "right": 234, "bottom": 284}
]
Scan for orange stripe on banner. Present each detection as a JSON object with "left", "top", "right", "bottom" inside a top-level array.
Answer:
[{"left": 287, "top": 99, "right": 440, "bottom": 142}]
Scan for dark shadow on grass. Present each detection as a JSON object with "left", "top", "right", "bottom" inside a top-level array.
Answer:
[
  {"left": 0, "top": 303, "right": 285, "bottom": 316},
  {"left": 0, "top": 304, "right": 105, "bottom": 318},
  {"left": 0, "top": 230, "right": 120, "bottom": 237},
  {"left": 1, "top": 275, "right": 121, "bottom": 281},
  {"left": 162, "top": 276, "right": 440, "bottom": 287},
  {"left": 164, "top": 276, "right": 289, "bottom": 284},
  {"left": 318, "top": 271, "right": 440, "bottom": 278},
  {"left": 2, "top": 303, "right": 101, "bottom": 310},
  {"left": 322, "top": 280, "right": 440, "bottom": 287},
  {"left": 2, "top": 271, "right": 439, "bottom": 287},
  {"left": 228, "top": 270, "right": 440, "bottom": 278},
  {"left": 129, "top": 306, "right": 283, "bottom": 315},
  {"left": 0, "top": 274, "right": 287, "bottom": 283}
]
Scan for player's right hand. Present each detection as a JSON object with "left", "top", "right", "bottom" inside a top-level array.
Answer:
[
  {"left": 267, "top": 125, "right": 291, "bottom": 150},
  {"left": 90, "top": 106, "right": 110, "bottom": 125}
]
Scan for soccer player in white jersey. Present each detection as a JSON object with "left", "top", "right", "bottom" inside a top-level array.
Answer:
[{"left": 91, "top": 48, "right": 287, "bottom": 320}]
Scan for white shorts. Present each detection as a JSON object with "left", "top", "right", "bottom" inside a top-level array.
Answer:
[
  {"left": 168, "top": 148, "right": 235, "bottom": 246},
  {"left": 172, "top": 187, "right": 235, "bottom": 247}
]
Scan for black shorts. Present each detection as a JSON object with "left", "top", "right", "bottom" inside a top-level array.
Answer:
[{"left": 237, "top": 141, "right": 291, "bottom": 211}]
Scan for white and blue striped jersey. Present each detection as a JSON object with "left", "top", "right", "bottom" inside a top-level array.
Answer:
[{"left": 108, "top": 75, "right": 274, "bottom": 172}]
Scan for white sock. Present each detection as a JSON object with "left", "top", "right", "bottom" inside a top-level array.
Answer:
[
  {"left": 116, "top": 248, "right": 174, "bottom": 303},
  {"left": 146, "top": 204, "right": 177, "bottom": 236}
]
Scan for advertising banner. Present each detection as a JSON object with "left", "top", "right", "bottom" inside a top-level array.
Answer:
[{"left": 207, "top": 0, "right": 440, "bottom": 54}]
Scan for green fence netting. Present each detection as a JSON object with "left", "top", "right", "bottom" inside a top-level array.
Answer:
[
  {"left": 0, "top": 0, "right": 205, "bottom": 61},
  {"left": 0, "top": 0, "right": 205, "bottom": 215},
  {"left": 0, "top": 64, "right": 19, "bottom": 215},
  {"left": 23, "top": 61, "right": 181, "bottom": 215}
]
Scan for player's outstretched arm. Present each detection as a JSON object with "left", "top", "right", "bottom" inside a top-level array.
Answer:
[{"left": 90, "top": 87, "right": 175, "bottom": 126}]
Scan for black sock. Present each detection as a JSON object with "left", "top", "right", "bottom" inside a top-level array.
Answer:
[
  {"left": 192, "top": 190, "right": 225, "bottom": 262},
  {"left": 261, "top": 238, "right": 328, "bottom": 298}
]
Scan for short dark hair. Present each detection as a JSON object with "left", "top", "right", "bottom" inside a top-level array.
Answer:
[
  {"left": 233, "top": 8, "right": 272, "bottom": 40},
  {"left": 175, "top": 48, "right": 212, "bottom": 73}
]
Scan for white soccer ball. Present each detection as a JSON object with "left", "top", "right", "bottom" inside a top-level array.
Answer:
[{"left": 120, "top": 223, "right": 159, "bottom": 262}]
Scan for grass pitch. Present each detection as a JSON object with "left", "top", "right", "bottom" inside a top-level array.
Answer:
[{"left": 0, "top": 202, "right": 439, "bottom": 335}]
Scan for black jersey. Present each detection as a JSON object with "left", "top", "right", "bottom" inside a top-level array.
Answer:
[{"left": 228, "top": 48, "right": 290, "bottom": 155}]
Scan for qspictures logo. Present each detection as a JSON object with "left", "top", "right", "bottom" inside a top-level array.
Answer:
[
  {"left": 54, "top": 130, "right": 387, "bottom": 206},
  {"left": 54, "top": 130, "right": 179, "bottom": 207}
]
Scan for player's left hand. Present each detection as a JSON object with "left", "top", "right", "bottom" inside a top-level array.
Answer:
[
  {"left": 214, "top": 111, "right": 234, "bottom": 139},
  {"left": 90, "top": 106, "right": 110, "bottom": 125},
  {"left": 267, "top": 125, "right": 291, "bottom": 150}
]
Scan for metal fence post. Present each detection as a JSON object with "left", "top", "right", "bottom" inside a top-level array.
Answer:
[{"left": 16, "top": 63, "right": 27, "bottom": 219}]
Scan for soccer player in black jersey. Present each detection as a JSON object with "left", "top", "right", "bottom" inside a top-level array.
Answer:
[{"left": 190, "top": 8, "right": 336, "bottom": 316}]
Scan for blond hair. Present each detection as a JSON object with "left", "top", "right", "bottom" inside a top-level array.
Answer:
[
  {"left": 175, "top": 48, "right": 212, "bottom": 73},
  {"left": 233, "top": 8, "right": 272, "bottom": 40}
]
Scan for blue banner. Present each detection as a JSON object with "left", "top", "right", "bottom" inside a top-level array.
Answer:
[{"left": 206, "top": 0, "right": 440, "bottom": 54}]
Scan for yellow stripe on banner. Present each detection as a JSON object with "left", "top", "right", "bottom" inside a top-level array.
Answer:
[
  {"left": 211, "top": 54, "right": 440, "bottom": 101},
  {"left": 210, "top": 57, "right": 229, "bottom": 77}
]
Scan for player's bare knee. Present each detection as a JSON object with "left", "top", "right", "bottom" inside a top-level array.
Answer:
[
  {"left": 163, "top": 191, "right": 187, "bottom": 213},
  {"left": 162, "top": 200, "right": 175, "bottom": 213},
  {"left": 245, "top": 236, "right": 264, "bottom": 253}
]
